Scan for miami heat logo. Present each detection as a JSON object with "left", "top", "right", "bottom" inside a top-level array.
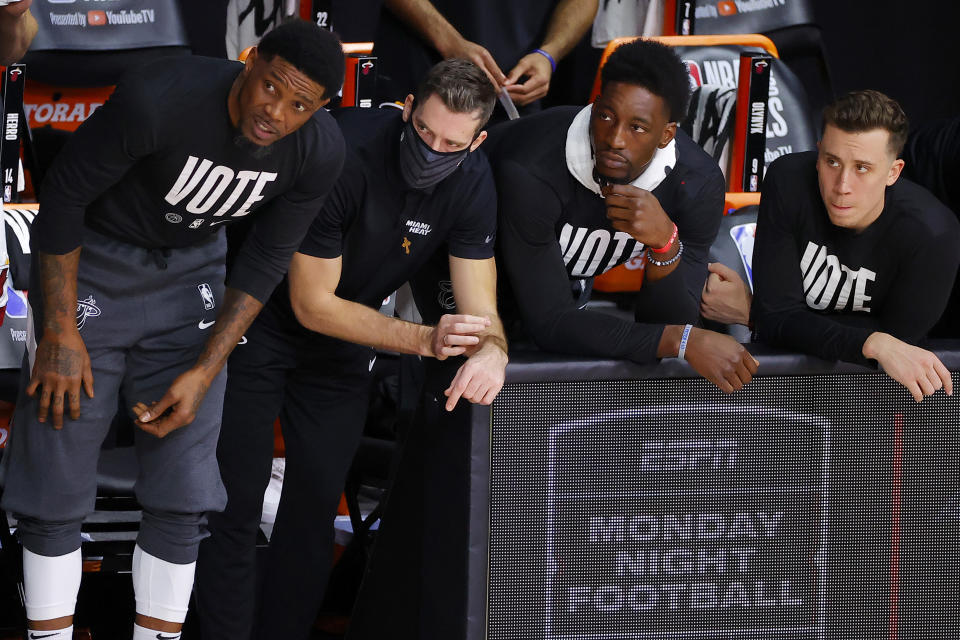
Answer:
[{"left": 76, "top": 295, "right": 101, "bottom": 330}]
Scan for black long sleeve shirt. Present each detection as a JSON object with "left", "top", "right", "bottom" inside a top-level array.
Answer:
[
  {"left": 487, "top": 106, "right": 725, "bottom": 363},
  {"left": 34, "top": 55, "right": 345, "bottom": 303},
  {"left": 752, "top": 151, "right": 960, "bottom": 364}
]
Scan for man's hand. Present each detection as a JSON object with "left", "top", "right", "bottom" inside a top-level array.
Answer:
[
  {"left": 601, "top": 184, "right": 675, "bottom": 248},
  {"left": 0, "top": 0, "right": 31, "bottom": 18},
  {"left": 863, "top": 332, "right": 953, "bottom": 402},
  {"left": 430, "top": 314, "right": 491, "bottom": 360},
  {"left": 437, "top": 34, "right": 506, "bottom": 89},
  {"left": 443, "top": 344, "right": 508, "bottom": 411},
  {"left": 27, "top": 330, "right": 94, "bottom": 429},
  {"left": 134, "top": 367, "right": 212, "bottom": 438},
  {"left": 700, "top": 262, "right": 753, "bottom": 326},
  {"left": 0, "top": 0, "right": 37, "bottom": 66},
  {"left": 682, "top": 327, "right": 758, "bottom": 393},
  {"left": 503, "top": 51, "right": 553, "bottom": 106}
]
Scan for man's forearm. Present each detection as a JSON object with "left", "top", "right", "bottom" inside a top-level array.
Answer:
[
  {"left": 38, "top": 250, "right": 81, "bottom": 335},
  {"left": 473, "top": 314, "right": 508, "bottom": 356},
  {"left": 195, "top": 288, "right": 263, "bottom": 381},
  {"left": 383, "top": 0, "right": 462, "bottom": 56},
  {"left": 538, "top": 0, "right": 599, "bottom": 61},
  {"left": 0, "top": 5, "right": 37, "bottom": 66},
  {"left": 293, "top": 291, "right": 434, "bottom": 356}
]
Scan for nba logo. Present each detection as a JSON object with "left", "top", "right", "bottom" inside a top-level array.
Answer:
[
  {"left": 684, "top": 60, "right": 702, "bottom": 89},
  {"left": 198, "top": 283, "right": 215, "bottom": 310}
]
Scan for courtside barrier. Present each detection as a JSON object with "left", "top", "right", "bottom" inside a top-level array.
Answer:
[{"left": 352, "top": 344, "right": 960, "bottom": 640}]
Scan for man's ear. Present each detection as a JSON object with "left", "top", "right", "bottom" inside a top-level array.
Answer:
[
  {"left": 402, "top": 94, "right": 415, "bottom": 122},
  {"left": 243, "top": 46, "right": 258, "bottom": 74},
  {"left": 887, "top": 158, "right": 905, "bottom": 186},
  {"left": 659, "top": 121, "right": 678, "bottom": 149},
  {"left": 469, "top": 130, "right": 488, "bottom": 152}
]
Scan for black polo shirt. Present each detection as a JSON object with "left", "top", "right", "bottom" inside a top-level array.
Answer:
[{"left": 258, "top": 107, "right": 497, "bottom": 337}]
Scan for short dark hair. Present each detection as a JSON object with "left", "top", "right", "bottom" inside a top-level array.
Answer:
[
  {"left": 413, "top": 59, "right": 497, "bottom": 132},
  {"left": 258, "top": 20, "right": 344, "bottom": 101},
  {"left": 822, "top": 90, "right": 909, "bottom": 157},
  {"left": 601, "top": 39, "right": 690, "bottom": 122}
]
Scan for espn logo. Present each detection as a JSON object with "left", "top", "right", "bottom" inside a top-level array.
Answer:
[
  {"left": 88, "top": 10, "right": 107, "bottom": 26},
  {"left": 717, "top": 1, "right": 738, "bottom": 15}
]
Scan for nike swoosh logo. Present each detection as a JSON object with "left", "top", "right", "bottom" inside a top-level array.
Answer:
[
  {"left": 237, "top": 335, "right": 248, "bottom": 345},
  {"left": 368, "top": 356, "right": 377, "bottom": 371},
  {"left": 198, "top": 320, "right": 216, "bottom": 329},
  {"left": 156, "top": 634, "right": 180, "bottom": 640},
  {"left": 30, "top": 634, "right": 60, "bottom": 639}
]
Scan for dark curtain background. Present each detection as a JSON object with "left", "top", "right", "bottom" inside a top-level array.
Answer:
[{"left": 813, "top": 0, "right": 959, "bottom": 125}]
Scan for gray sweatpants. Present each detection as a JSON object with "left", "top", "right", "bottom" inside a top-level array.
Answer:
[{"left": 0, "top": 228, "right": 229, "bottom": 563}]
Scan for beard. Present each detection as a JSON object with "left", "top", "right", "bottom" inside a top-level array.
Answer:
[
  {"left": 232, "top": 130, "right": 275, "bottom": 159},
  {"left": 592, "top": 167, "right": 632, "bottom": 188}
]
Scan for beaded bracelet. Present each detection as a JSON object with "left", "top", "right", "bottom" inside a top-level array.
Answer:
[
  {"left": 646, "top": 239, "right": 683, "bottom": 267},
  {"left": 533, "top": 48, "right": 557, "bottom": 73}
]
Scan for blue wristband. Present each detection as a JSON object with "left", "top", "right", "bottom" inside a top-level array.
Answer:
[
  {"left": 533, "top": 48, "right": 557, "bottom": 73},
  {"left": 677, "top": 324, "right": 693, "bottom": 361}
]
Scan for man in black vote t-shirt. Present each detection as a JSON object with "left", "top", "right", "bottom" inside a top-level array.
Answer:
[
  {"left": 489, "top": 38, "right": 758, "bottom": 392},
  {"left": 196, "top": 59, "right": 508, "bottom": 640},
  {"left": 0, "top": 21, "right": 345, "bottom": 640},
  {"left": 752, "top": 90, "right": 960, "bottom": 401}
]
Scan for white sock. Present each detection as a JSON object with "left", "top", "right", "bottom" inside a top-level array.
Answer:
[
  {"left": 26, "top": 627, "right": 72, "bottom": 640},
  {"left": 133, "top": 623, "right": 180, "bottom": 639},
  {"left": 22, "top": 548, "right": 82, "bottom": 621},
  {"left": 131, "top": 544, "right": 195, "bottom": 624}
]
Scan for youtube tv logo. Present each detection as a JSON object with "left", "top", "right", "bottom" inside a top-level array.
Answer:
[
  {"left": 88, "top": 11, "right": 107, "bottom": 26},
  {"left": 717, "top": 1, "right": 738, "bottom": 15}
]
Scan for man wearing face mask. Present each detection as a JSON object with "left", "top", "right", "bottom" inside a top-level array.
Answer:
[
  {"left": 487, "top": 38, "right": 757, "bottom": 392},
  {"left": 195, "top": 58, "right": 508, "bottom": 640}
]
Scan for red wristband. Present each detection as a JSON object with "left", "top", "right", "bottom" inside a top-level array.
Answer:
[{"left": 650, "top": 223, "right": 678, "bottom": 254}]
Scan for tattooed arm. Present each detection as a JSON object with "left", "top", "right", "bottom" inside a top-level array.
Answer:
[
  {"left": 134, "top": 288, "right": 263, "bottom": 437},
  {"left": 27, "top": 250, "right": 95, "bottom": 429}
]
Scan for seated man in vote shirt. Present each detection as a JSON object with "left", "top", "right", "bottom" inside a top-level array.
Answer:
[
  {"left": 750, "top": 90, "right": 960, "bottom": 402},
  {"left": 488, "top": 37, "right": 758, "bottom": 393}
]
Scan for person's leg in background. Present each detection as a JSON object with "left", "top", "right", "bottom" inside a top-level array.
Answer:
[
  {"left": 195, "top": 318, "right": 297, "bottom": 640},
  {"left": 254, "top": 341, "right": 374, "bottom": 640}
]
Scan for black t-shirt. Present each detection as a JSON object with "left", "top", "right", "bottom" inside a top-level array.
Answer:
[
  {"left": 258, "top": 108, "right": 497, "bottom": 336},
  {"left": 374, "top": 0, "right": 557, "bottom": 100},
  {"left": 487, "top": 106, "right": 725, "bottom": 363},
  {"left": 34, "top": 55, "right": 345, "bottom": 303},
  {"left": 751, "top": 151, "right": 960, "bottom": 364}
]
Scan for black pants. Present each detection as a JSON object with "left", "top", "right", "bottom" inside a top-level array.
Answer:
[{"left": 195, "top": 312, "right": 374, "bottom": 640}]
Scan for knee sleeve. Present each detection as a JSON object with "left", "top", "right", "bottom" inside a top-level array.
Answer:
[
  {"left": 22, "top": 548, "right": 82, "bottom": 621},
  {"left": 132, "top": 545, "right": 195, "bottom": 624}
]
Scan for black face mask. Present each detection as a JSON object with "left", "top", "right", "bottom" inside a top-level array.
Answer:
[{"left": 398, "top": 119, "right": 470, "bottom": 190}]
